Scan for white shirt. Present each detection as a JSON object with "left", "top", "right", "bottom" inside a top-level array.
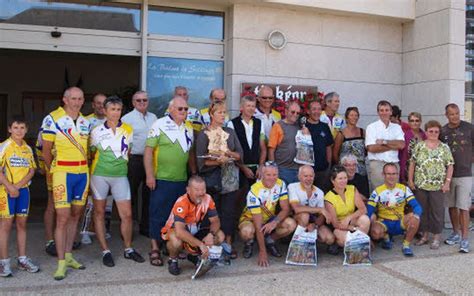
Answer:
[
  {"left": 365, "top": 119, "right": 404, "bottom": 162},
  {"left": 254, "top": 108, "right": 282, "bottom": 141},
  {"left": 288, "top": 182, "right": 324, "bottom": 208},
  {"left": 121, "top": 108, "right": 157, "bottom": 155},
  {"left": 227, "top": 118, "right": 265, "bottom": 149}
]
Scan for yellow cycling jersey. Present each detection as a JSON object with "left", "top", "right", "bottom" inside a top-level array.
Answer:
[
  {"left": 240, "top": 179, "right": 288, "bottom": 223},
  {"left": 41, "top": 107, "right": 90, "bottom": 174},
  {"left": 0, "top": 138, "right": 36, "bottom": 187},
  {"left": 368, "top": 183, "right": 415, "bottom": 221},
  {"left": 324, "top": 185, "right": 356, "bottom": 221}
]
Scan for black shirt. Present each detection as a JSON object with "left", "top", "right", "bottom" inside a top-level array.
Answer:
[{"left": 306, "top": 120, "right": 334, "bottom": 171}]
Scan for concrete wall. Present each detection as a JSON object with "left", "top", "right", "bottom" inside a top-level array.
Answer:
[
  {"left": 227, "top": 3, "right": 403, "bottom": 128},
  {"left": 401, "top": 0, "right": 466, "bottom": 123}
]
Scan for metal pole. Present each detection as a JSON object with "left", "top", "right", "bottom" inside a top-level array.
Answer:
[{"left": 140, "top": 0, "right": 148, "bottom": 91}]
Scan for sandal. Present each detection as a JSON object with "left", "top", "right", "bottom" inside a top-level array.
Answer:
[
  {"left": 149, "top": 250, "right": 164, "bottom": 266},
  {"left": 415, "top": 238, "right": 429, "bottom": 246},
  {"left": 430, "top": 240, "right": 440, "bottom": 250}
]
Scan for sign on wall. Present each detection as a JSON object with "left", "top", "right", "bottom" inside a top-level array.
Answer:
[
  {"left": 241, "top": 83, "right": 319, "bottom": 102},
  {"left": 147, "top": 57, "right": 223, "bottom": 116}
]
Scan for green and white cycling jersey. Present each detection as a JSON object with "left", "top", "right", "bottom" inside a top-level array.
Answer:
[
  {"left": 146, "top": 115, "right": 194, "bottom": 182},
  {"left": 90, "top": 121, "right": 133, "bottom": 177}
]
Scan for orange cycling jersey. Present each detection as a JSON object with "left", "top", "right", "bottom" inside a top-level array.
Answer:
[{"left": 161, "top": 193, "right": 217, "bottom": 240}]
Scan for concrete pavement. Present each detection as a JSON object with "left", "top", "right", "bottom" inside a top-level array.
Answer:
[{"left": 1, "top": 223, "right": 473, "bottom": 295}]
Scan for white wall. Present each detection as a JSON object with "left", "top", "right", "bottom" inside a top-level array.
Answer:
[
  {"left": 401, "top": 0, "right": 465, "bottom": 124},
  {"left": 227, "top": 4, "right": 403, "bottom": 128}
]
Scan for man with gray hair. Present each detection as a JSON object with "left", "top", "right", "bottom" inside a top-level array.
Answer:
[
  {"left": 320, "top": 92, "right": 345, "bottom": 139},
  {"left": 171, "top": 86, "right": 203, "bottom": 132},
  {"left": 340, "top": 154, "right": 370, "bottom": 200},
  {"left": 122, "top": 91, "right": 157, "bottom": 237},
  {"left": 144, "top": 96, "right": 195, "bottom": 266}
]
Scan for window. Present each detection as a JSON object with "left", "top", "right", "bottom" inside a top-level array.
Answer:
[
  {"left": 147, "top": 57, "right": 224, "bottom": 116},
  {"left": 148, "top": 6, "right": 224, "bottom": 40},
  {"left": 0, "top": 0, "right": 140, "bottom": 32}
]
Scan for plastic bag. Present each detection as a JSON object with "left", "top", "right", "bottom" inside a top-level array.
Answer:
[
  {"left": 285, "top": 225, "right": 317, "bottom": 266},
  {"left": 343, "top": 230, "right": 372, "bottom": 266},
  {"left": 294, "top": 130, "right": 315, "bottom": 166}
]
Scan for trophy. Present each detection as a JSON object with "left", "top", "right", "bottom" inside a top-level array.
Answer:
[{"left": 199, "top": 128, "right": 234, "bottom": 162}]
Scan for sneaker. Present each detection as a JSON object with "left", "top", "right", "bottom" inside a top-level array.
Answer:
[
  {"left": 45, "top": 241, "right": 57, "bottom": 257},
  {"left": 460, "top": 239, "right": 470, "bottom": 253},
  {"left": 243, "top": 241, "right": 254, "bottom": 259},
  {"left": 65, "top": 253, "right": 85, "bottom": 270},
  {"left": 187, "top": 254, "right": 200, "bottom": 266},
  {"left": 81, "top": 234, "right": 92, "bottom": 245},
  {"left": 445, "top": 232, "right": 461, "bottom": 245},
  {"left": 124, "top": 249, "right": 145, "bottom": 263},
  {"left": 0, "top": 259, "right": 12, "bottom": 277},
  {"left": 17, "top": 257, "right": 40, "bottom": 273},
  {"left": 266, "top": 243, "right": 282, "bottom": 257},
  {"left": 53, "top": 260, "right": 67, "bottom": 281},
  {"left": 102, "top": 252, "right": 115, "bottom": 267},
  {"left": 402, "top": 246, "right": 414, "bottom": 257},
  {"left": 327, "top": 244, "right": 340, "bottom": 255},
  {"left": 381, "top": 238, "right": 393, "bottom": 250},
  {"left": 168, "top": 258, "right": 181, "bottom": 276}
]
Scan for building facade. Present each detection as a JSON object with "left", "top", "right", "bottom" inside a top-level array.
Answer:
[{"left": 0, "top": 0, "right": 469, "bottom": 141}]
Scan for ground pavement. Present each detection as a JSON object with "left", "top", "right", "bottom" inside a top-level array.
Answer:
[{"left": 1, "top": 223, "right": 473, "bottom": 295}]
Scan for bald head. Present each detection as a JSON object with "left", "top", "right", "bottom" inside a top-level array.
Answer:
[{"left": 168, "top": 96, "right": 188, "bottom": 124}]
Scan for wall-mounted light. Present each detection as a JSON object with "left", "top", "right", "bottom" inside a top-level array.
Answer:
[
  {"left": 267, "top": 30, "right": 287, "bottom": 50},
  {"left": 51, "top": 31, "right": 62, "bottom": 38}
]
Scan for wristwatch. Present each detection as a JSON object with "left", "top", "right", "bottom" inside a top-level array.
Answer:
[{"left": 382, "top": 140, "right": 388, "bottom": 145}]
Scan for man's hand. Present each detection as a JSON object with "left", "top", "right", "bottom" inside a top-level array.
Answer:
[
  {"left": 146, "top": 175, "right": 156, "bottom": 190},
  {"left": 199, "top": 243, "right": 209, "bottom": 259},
  {"left": 258, "top": 251, "right": 269, "bottom": 267},
  {"left": 320, "top": 209, "right": 330, "bottom": 224},
  {"left": 6, "top": 185, "right": 19, "bottom": 198},
  {"left": 202, "top": 233, "right": 215, "bottom": 246},
  {"left": 301, "top": 127, "right": 310, "bottom": 135},
  {"left": 260, "top": 220, "right": 277, "bottom": 235},
  {"left": 441, "top": 181, "right": 450, "bottom": 193},
  {"left": 255, "top": 167, "right": 263, "bottom": 179},
  {"left": 242, "top": 166, "right": 255, "bottom": 179},
  {"left": 375, "top": 139, "right": 385, "bottom": 145}
]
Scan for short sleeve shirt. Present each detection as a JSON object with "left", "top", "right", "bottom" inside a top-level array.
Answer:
[
  {"left": 41, "top": 107, "right": 90, "bottom": 173},
  {"left": 0, "top": 138, "right": 36, "bottom": 187},
  {"left": 410, "top": 141, "right": 454, "bottom": 191},
  {"left": 441, "top": 121, "right": 473, "bottom": 177},
  {"left": 146, "top": 116, "right": 194, "bottom": 182},
  {"left": 306, "top": 121, "right": 334, "bottom": 171},
  {"left": 165, "top": 106, "right": 203, "bottom": 132},
  {"left": 365, "top": 120, "right": 404, "bottom": 162},
  {"left": 90, "top": 121, "right": 133, "bottom": 177},
  {"left": 324, "top": 185, "right": 356, "bottom": 221},
  {"left": 240, "top": 179, "right": 288, "bottom": 223},
  {"left": 320, "top": 111, "right": 345, "bottom": 139},
  {"left": 288, "top": 182, "right": 324, "bottom": 208},
  {"left": 121, "top": 109, "right": 157, "bottom": 155},
  {"left": 161, "top": 193, "right": 217, "bottom": 237},
  {"left": 254, "top": 108, "right": 282, "bottom": 141}
]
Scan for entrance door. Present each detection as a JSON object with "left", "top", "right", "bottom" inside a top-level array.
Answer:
[{"left": 0, "top": 94, "right": 7, "bottom": 140}]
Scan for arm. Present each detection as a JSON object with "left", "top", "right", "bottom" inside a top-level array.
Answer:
[
  {"left": 332, "top": 132, "right": 343, "bottom": 164},
  {"left": 42, "top": 140, "right": 54, "bottom": 170},
  {"left": 267, "top": 148, "right": 275, "bottom": 161},
  {"left": 143, "top": 146, "right": 156, "bottom": 190},
  {"left": 251, "top": 213, "right": 268, "bottom": 264},
  {"left": 324, "top": 201, "right": 341, "bottom": 229},
  {"left": 256, "top": 139, "right": 267, "bottom": 178},
  {"left": 209, "top": 215, "right": 221, "bottom": 237},
  {"left": 14, "top": 168, "right": 35, "bottom": 189},
  {"left": 174, "top": 221, "right": 207, "bottom": 249},
  {"left": 407, "top": 160, "right": 416, "bottom": 190},
  {"left": 0, "top": 166, "right": 19, "bottom": 197},
  {"left": 366, "top": 143, "right": 391, "bottom": 153},
  {"left": 188, "top": 146, "right": 197, "bottom": 175},
  {"left": 441, "top": 164, "right": 454, "bottom": 193},
  {"left": 407, "top": 197, "right": 422, "bottom": 218},
  {"left": 384, "top": 140, "right": 405, "bottom": 150},
  {"left": 326, "top": 145, "right": 332, "bottom": 165},
  {"left": 350, "top": 189, "right": 367, "bottom": 220}
]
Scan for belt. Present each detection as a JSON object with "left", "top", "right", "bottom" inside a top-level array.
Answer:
[{"left": 57, "top": 160, "right": 87, "bottom": 166}]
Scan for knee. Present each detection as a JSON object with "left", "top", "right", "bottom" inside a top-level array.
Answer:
[
  {"left": 15, "top": 219, "right": 27, "bottom": 230},
  {"left": 121, "top": 211, "right": 133, "bottom": 223},
  {"left": 370, "top": 225, "right": 384, "bottom": 240},
  {"left": 282, "top": 217, "right": 297, "bottom": 233},
  {"left": 295, "top": 213, "right": 309, "bottom": 227},
  {"left": 215, "top": 230, "right": 225, "bottom": 244},
  {"left": 167, "top": 236, "right": 183, "bottom": 251},
  {"left": 239, "top": 225, "right": 255, "bottom": 241}
]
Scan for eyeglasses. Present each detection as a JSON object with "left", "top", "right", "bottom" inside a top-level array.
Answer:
[
  {"left": 288, "top": 110, "right": 299, "bottom": 115},
  {"left": 264, "top": 161, "right": 278, "bottom": 167},
  {"left": 135, "top": 99, "right": 148, "bottom": 103},
  {"left": 384, "top": 172, "right": 398, "bottom": 175},
  {"left": 427, "top": 130, "right": 440, "bottom": 134},
  {"left": 409, "top": 119, "right": 420, "bottom": 123},
  {"left": 177, "top": 107, "right": 189, "bottom": 112},
  {"left": 260, "top": 96, "right": 274, "bottom": 100}
]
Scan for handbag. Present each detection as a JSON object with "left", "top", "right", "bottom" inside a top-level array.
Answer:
[{"left": 200, "top": 167, "right": 222, "bottom": 195}]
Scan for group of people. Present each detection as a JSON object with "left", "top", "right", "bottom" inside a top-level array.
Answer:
[{"left": 0, "top": 84, "right": 472, "bottom": 279}]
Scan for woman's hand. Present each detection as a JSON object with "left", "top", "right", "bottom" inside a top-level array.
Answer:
[
  {"left": 408, "top": 180, "right": 416, "bottom": 191},
  {"left": 216, "top": 155, "right": 230, "bottom": 165},
  {"left": 441, "top": 181, "right": 451, "bottom": 193},
  {"left": 301, "top": 127, "right": 310, "bottom": 135},
  {"left": 339, "top": 216, "right": 352, "bottom": 230}
]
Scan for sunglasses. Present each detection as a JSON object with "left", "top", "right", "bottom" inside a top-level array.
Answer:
[
  {"left": 260, "top": 96, "right": 274, "bottom": 100},
  {"left": 135, "top": 99, "right": 148, "bottom": 103},
  {"left": 264, "top": 161, "right": 278, "bottom": 167},
  {"left": 288, "top": 110, "right": 299, "bottom": 115},
  {"left": 177, "top": 107, "right": 189, "bottom": 112}
]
